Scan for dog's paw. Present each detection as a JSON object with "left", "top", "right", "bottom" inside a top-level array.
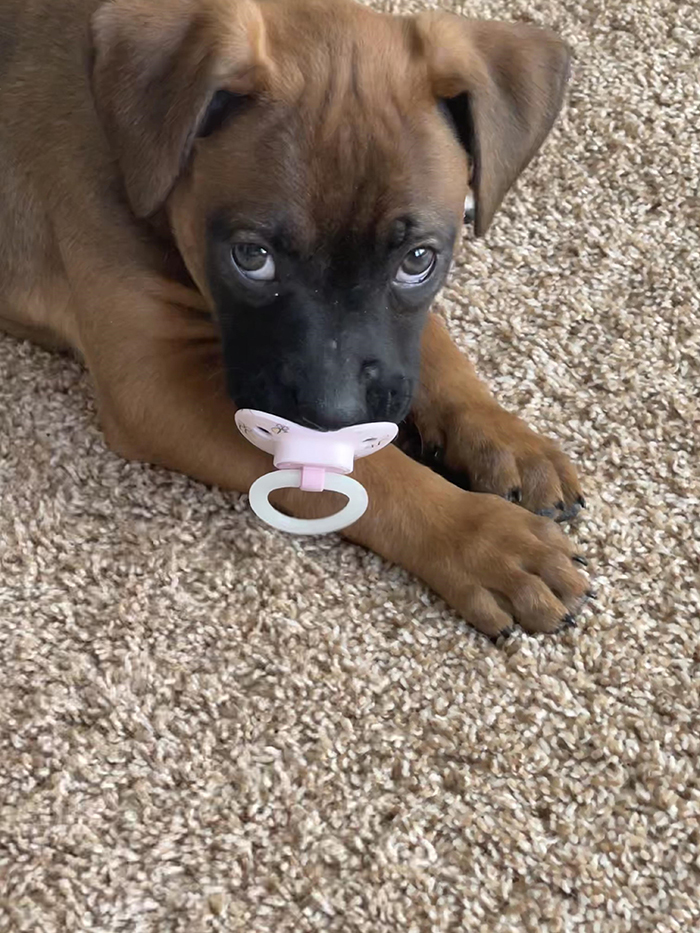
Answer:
[
  {"left": 418, "top": 491, "right": 591, "bottom": 637},
  {"left": 402, "top": 403, "right": 585, "bottom": 522}
]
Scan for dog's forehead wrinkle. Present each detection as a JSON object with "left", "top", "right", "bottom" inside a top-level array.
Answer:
[
  {"left": 262, "top": 1, "right": 421, "bottom": 140},
  {"left": 264, "top": 0, "right": 417, "bottom": 87},
  {"left": 391, "top": 219, "right": 409, "bottom": 247}
]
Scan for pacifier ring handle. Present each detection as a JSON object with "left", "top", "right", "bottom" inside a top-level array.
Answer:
[{"left": 248, "top": 470, "right": 369, "bottom": 535}]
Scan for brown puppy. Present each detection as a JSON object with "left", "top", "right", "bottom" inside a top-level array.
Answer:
[{"left": 0, "top": 0, "right": 589, "bottom": 636}]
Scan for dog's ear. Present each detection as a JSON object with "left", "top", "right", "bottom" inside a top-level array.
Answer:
[
  {"left": 415, "top": 15, "right": 571, "bottom": 236},
  {"left": 91, "top": 0, "right": 269, "bottom": 218}
]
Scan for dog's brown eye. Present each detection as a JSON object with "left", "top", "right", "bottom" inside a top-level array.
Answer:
[
  {"left": 232, "top": 243, "right": 276, "bottom": 282},
  {"left": 395, "top": 247, "right": 437, "bottom": 286}
]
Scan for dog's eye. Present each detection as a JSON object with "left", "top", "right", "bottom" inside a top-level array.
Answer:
[
  {"left": 395, "top": 247, "right": 437, "bottom": 286},
  {"left": 232, "top": 243, "right": 276, "bottom": 282}
]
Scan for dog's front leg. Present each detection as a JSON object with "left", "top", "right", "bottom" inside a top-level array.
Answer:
[
  {"left": 82, "top": 286, "right": 588, "bottom": 636},
  {"left": 409, "top": 314, "right": 586, "bottom": 521}
]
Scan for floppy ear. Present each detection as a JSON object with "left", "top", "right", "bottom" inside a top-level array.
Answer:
[
  {"left": 416, "top": 15, "right": 571, "bottom": 236},
  {"left": 90, "top": 0, "right": 269, "bottom": 218}
]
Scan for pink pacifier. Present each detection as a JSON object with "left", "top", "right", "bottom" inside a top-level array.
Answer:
[{"left": 235, "top": 410, "right": 398, "bottom": 535}]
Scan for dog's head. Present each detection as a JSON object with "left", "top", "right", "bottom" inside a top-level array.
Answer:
[{"left": 91, "top": 0, "right": 570, "bottom": 429}]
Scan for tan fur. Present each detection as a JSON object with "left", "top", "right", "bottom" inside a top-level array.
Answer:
[{"left": 0, "top": 0, "right": 587, "bottom": 635}]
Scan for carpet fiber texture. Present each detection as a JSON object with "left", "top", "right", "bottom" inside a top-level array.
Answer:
[{"left": 1, "top": 0, "right": 699, "bottom": 930}]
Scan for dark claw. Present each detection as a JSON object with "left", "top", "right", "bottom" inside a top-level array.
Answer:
[
  {"left": 586, "top": 589, "right": 597, "bottom": 600},
  {"left": 555, "top": 499, "right": 566, "bottom": 511},
  {"left": 555, "top": 501, "right": 584, "bottom": 524},
  {"left": 572, "top": 555, "right": 588, "bottom": 566},
  {"left": 488, "top": 625, "right": 515, "bottom": 644},
  {"left": 508, "top": 487, "right": 523, "bottom": 504},
  {"left": 576, "top": 495, "right": 586, "bottom": 509},
  {"left": 558, "top": 614, "right": 577, "bottom": 632}
]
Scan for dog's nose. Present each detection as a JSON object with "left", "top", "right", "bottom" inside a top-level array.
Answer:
[
  {"left": 294, "top": 377, "right": 411, "bottom": 431},
  {"left": 273, "top": 358, "right": 411, "bottom": 431}
]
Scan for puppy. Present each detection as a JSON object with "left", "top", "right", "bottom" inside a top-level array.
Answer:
[{"left": 0, "top": 0, "right": 589, "bottom": 635}]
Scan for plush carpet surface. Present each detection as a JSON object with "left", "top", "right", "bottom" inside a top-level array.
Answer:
[{"left": 1, "top": 0, "right": 699, "bottom": 930}]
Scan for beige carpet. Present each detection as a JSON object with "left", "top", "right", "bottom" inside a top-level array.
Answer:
[{"left": 1, "top": 0, "right": 699, "bottom": 930}]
